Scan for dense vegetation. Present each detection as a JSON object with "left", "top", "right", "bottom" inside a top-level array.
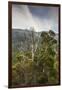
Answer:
[{"left": 12, "top": 28, "right": 59, "bottom": 87}]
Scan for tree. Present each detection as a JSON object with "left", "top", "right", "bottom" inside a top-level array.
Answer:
[
  {"left": 34, "top": 30, "right": 58, "bottom": 84},
  {"left": 30, "top": 27, "right": 35, "bottom": 61}
]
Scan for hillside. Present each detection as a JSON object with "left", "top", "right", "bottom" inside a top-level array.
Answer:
[{"left": 12, "top": 28, "right": 58, "bottom": 52}]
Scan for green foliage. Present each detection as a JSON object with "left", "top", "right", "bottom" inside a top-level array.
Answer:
[{"left": 12, "top": 30, "right": 59, "bottom": 87}]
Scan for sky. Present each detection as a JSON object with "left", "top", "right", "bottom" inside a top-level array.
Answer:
[{"left": 12, "top": 4, "right": 59, "bottom": 33}]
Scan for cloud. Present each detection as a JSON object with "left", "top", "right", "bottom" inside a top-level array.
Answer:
[
  {"left": 12, "top": 4, "right": 39, "bottom": 31},
  {"left": 12, "top": 4, "right": 59, "bottom": 33}
]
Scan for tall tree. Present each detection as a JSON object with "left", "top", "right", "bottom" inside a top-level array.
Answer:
[{"left": 34, "top": 30, "right": 58, "bottom": 84}]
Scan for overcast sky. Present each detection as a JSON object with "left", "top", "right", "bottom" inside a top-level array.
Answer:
[{"left": 12, "top": 4, "right": 59, "bottom": 33}]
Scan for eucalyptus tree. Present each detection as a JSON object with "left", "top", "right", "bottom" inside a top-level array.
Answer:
[{"left": 34, "top": 30, "right": 58, "bottom": 84}]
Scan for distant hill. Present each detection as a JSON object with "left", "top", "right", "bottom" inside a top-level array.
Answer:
[
  {"left": 12, "top": 29, "right": 41, "bottom": 51},
  {"left": 12, "top": 28, "right": 58, "bottom": 52}
]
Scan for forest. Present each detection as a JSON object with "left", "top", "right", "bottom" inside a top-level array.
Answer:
[{"left": 12, "top": 28, "right": 59, "bottom": 87}]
